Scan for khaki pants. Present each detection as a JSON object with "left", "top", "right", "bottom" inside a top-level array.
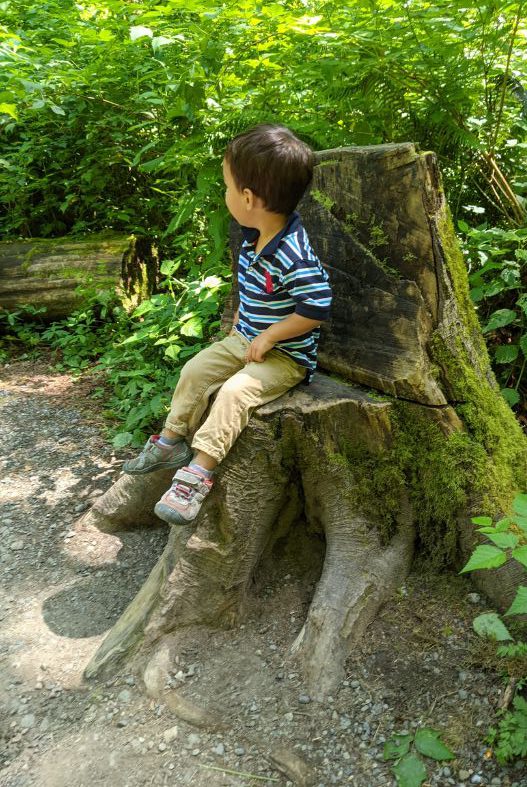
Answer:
[{"left": 164, "top": 330, "right": 306, "bottom": 463}]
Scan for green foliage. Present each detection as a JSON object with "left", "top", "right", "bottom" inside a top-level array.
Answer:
[
  {"left": 32, "top": 263, "right": 230, "bottom": 446},
  {"left": 1, "top": 0, "right": 525, "bottom": 241},
  {"left": 488, "top": 694, "right": 527, "bottom": 764},
  {"left": 461, "top": 492, "right": 527, "bottom": 764},
  {"left": 460, "top": 222, "right": 527, "bottom": 407},
  {"left": 383, "top": 727, "right": 454, "bottom": 786},
  {"left": 0, "top": 304, "right": 47, "bottom": 361}
]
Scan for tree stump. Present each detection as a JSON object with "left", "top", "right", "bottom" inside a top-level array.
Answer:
[
  {"left": 82, "top": 143, "right": 527, "bottom": 699},
  {"left": 0, "top": 233, "right": 157, "bottom": 320}
]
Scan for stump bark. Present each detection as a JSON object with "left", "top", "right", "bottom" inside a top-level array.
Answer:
[
  {"left": 0, "top": 233, "right": 157, "bottom": 320},
  {"left": 82, "top": 143, "right": 527, "bottom": 698}
]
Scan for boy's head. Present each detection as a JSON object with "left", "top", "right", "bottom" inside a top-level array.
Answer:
[{"left": 223, "top": 124, "right": 314, "bottom": 219}]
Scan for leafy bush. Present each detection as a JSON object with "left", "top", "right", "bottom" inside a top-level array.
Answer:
[
  {"left": 461, "top": 221, "right": 527, "bottom": 408},
  {"left": 1, "top": 0, "right": 525, "bottom": 241},
  {"left": 460, "top": 493, "right": 527, "bottom": 764},
  {"left": 39, "top": 264, "right": 231, "bottom": 447},
  {"left": 383, "top": 726, "right": 454, "bottom": 787},
  {"left": 0, "top": 304, "right": 47, "bottom": 361}
]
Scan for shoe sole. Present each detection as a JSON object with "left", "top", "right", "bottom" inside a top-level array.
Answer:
[
  {"left": 154, "top": 501, "right": 192, "bottom": 526},
  {"left": 123, "top": 457, "right": 191, "bottom": 475},
  {"left": 123, "top": 448, "right": 193, "bottom": 475}
]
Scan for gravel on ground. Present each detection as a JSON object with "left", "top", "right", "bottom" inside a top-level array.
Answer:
[{"left": 0, "top": 358, "right": 525, "bottom": 787}]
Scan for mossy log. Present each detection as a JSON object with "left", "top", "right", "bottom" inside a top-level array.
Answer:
[
  {"left": 82, "top": 143, "right": 527, "bottom": 698},
  {"left": 0, "top": 233, "right": 157, "bottom": 320}
]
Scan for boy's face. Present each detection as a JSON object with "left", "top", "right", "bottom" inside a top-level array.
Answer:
[{"left": 222, "top": 157, "right": 253, "bottom": 224}]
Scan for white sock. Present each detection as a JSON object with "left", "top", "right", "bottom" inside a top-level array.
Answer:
[
  {"left": 158, "top": 435, "right": 180, "bottom": 449},
  {"left": 189, "top": 462, "right": 214, "bottom": 479}
]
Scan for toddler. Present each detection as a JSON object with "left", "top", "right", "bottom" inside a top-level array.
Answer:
[{"left": 124, "top": 123, "right": 332, "bottom": 525}]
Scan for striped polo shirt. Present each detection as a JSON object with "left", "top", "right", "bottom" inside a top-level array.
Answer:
[{"left": 234, "top": 210, "right": 332, "bottom": 384}]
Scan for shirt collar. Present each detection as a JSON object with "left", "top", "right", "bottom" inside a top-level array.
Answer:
[{"left": 240, "top": 210, "right": 301, "bottom": 257}]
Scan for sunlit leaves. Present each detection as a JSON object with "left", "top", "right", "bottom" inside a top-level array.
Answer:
[
  {"left": 129, "top": 26, "right": 153, "bottom": 41},
  {"left": 473, "top": 612, "right": 513, "bottom": 641}
]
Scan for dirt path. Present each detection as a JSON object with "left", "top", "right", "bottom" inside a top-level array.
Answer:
[{"left": 0, "top": 359, "right": 525, "bottom": 787}]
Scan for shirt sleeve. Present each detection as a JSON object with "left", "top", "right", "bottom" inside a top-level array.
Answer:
[{"left": 279, "top": 257, "right": 332, "bottom": 321}]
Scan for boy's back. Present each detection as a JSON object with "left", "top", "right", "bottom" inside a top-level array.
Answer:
[{"left": 235, "top": 209, "right": 332, "bottom": 385}]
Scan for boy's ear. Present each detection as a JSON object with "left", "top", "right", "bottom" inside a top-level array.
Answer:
[{"left": 242, "top": 187, "right": 265, "bottom": 211}]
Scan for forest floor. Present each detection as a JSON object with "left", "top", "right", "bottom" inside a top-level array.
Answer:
[{"left": 0, "top": 356, "right": 525, "bottom": 787}]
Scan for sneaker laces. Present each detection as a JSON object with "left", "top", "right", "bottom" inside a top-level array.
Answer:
[{"left": 170, "top": 482, "right": 193, "bottom": 501}]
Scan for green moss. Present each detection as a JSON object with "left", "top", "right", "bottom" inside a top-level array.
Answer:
[
  {"left": 326, "top": 400, "right": 491, "bottom": 565},
  {"left": 316, "top": 158, "right": 340, "bottom": 169},
  {"left": 368, "top": 220, "right": 389, "bottom": 249},
  {"left": 310, "top": 188, "right": 335, "bottom": 212},
  {"left": 376, "top": 256, "right": 402, "bottom": 278},
  {"left": 429, "top": 207, "right": 527, "bottom": 514},
  {"left": 318, "top": 202, "right": 527, "bottom": 568}
]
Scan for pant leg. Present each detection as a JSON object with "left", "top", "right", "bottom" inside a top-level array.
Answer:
[
  {"left": 191, "top": 347, "right": 307, "bottom": 463},
  {"left": 164, "top": 332, "right": 247, "bottom": 436}
]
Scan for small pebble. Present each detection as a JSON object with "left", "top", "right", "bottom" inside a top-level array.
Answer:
[
  {"left": 163, "top": 726, "right": 178, "bottom": 744},
  {"left": 20, "top": 714, "right": 35, "bottom": 729}
]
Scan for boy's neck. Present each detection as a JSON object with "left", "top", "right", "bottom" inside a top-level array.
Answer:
[{"left": 253, "top": 212, "right": 289, "bottom": 255}]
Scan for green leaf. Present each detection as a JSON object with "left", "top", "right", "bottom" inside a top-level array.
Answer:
[
  {"left": 164, "top": 344, "right": 181, "bottom": 360},
  {"left": 414, "top": 729, "right": 455, "bottom": 761},
  {"left": 392, "top": 753, "right": 427, "bottom": 787},
  {"left": 512, "top": 546, "right": 527, "bottom": 568},
  {"left": 494, "top": 344, "right": 519, "bottom": 363},
  {"left": 459, "top": 545, "right": 507, "bottom": 573},
  {"left": 180, "top": 316, "right": 203, "bottom": 338},
  {"left": 501, "top": 387, "right": 521, "bottom": 406},
  {"left": 471, "top": 516, "right": 493, "bottom": 526},
  {"left": 520, "top": 334, "right": 527, "bottom": 358},
  {"left": 132, "top": 300, "right": 155, "bottom": 317},
  {"left": 514, "top": 515, "right": 527, "bottom": 535},
  {"left": 0, "top": 103, "right": 18, "bottom": 119},
  {"left": 512, "top": 494, "right": 527, "bottom": 517},
  {"left": 473, "top": 612, "right": 512, "bottom": 641},
  {"left": 482, "top": 309, "right": 517, "bottom": 333},
  {"left": 505, "top": 586, "right": 527, "bottom": 616},
  {"left": 383, "top": 734, "right": 413, "bottom": 761},
  {"left": 487, "top": 532, "right": 519, "bottom": 549},
  {"left": 130, "top": 25, "right": 153, "bottom": 40},
  {"left": 112, "top": 432, "right": 133, "bottom": 448}
]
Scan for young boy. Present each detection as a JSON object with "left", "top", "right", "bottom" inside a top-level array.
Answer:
[{"left": 123, "top": 123, "right": 332, "bottom": 525}]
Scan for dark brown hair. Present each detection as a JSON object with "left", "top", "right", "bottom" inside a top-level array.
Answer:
[{"left": 224, "top": 124, "right": 314, "bottom": 215}]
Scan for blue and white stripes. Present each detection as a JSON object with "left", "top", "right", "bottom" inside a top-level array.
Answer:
[{"left": 234, "top": 211, "right": 332, "bottom": 384}]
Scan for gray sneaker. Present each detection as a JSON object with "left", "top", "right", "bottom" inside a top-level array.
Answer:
[
  {"left": 154, "top": 466, "right": 214, "bottom": 525},
  {"left": 122, "top": 435, "right": 193, "bottom": 475}
]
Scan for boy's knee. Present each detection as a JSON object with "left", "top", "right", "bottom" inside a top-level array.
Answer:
[
  {"left": 178, "top": 351, "right": 206, "bottom": 384},
  {"left": 217, "top": 372, "right": 259, "bottom": 402}
]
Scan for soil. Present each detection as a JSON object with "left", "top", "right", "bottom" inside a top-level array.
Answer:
[{"left": 0, "top": 358, "right": 526, "bottom": 787}]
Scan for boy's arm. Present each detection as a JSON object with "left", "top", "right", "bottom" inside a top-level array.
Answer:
[{"left": 245, "top": 313, "right": 323, "bottom": 363}]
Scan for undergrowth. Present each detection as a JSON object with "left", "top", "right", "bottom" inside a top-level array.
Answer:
[{"left": 0, "top": 265, "right": 231, "bottom": 448}]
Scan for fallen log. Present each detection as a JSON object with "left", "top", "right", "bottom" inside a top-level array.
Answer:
[{"left": 0, "top": 233, "right": 157, "bottom": 320}]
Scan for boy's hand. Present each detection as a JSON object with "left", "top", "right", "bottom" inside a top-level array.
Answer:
[{"left": 245, "top": 333, "right": 276, "bottom": 363}]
